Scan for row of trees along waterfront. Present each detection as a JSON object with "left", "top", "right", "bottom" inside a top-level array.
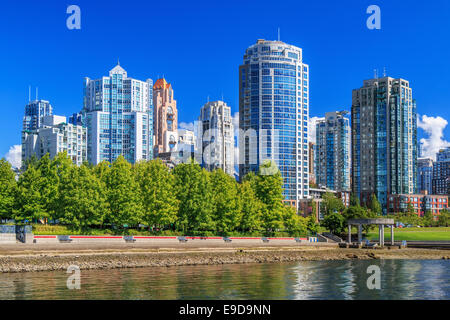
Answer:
[{"left": 0, "top": 154, "right": 319, "bottom": 236}]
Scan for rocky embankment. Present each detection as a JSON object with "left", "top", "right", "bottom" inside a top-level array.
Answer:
[{"left": 1, "top": 247, "right": 449, "bottom": 273}]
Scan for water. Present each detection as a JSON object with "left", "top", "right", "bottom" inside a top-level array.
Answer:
[{"left": 0, "top": 260, "right": 449, "bottom": 300}]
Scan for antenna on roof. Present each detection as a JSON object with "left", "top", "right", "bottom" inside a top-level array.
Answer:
[
  {"left": 383, "top": 66, "right": 387, "bottom": 77},
  {"left": 117, "top": 58, "right": 120, "bottom": 66},
  {"left": 374, "top": 69, "right": 378, "bottom": 79},
  {"left": 36, "top": 87, "right": 38, "bottom": 100},
  {"left": 277, "top": 27, "right": 280, "bottom": 41},
  {"left": 28, "top": 85, "right": 31, "bottom": 102},
  {"left": 207, "top": 95, "right": 210, "bottom": 103}
]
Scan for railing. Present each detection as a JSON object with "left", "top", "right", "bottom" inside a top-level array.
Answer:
[{"left": 321, "top": 232, "right": 343, "bottom": 243}]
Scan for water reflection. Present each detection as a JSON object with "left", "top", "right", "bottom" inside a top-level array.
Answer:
[{"left": 0, "top": 260, "right": 448, "bottom": 300}]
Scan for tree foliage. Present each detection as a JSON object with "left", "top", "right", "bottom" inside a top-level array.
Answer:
[
  {"left": 0, "top": 159, "right": 16, "bottom": 219},
  {"left": 1, "top": 152, "right": 355, "bottom": 236}
]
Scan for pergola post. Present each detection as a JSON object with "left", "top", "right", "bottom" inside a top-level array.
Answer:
[
  {"left": 348, "top": 224, "right": 352, "bottom": 243},
  {"left": 378, "top": 225, "right": 382, "bottom": 246},
  {"left": 380, "top": 224, "right": 385, "bottom": 247},
  {"left": 390, "top": 225, "right": 394, "bottom": 245},
  {"left": 357, "top": 224, "right": 362, "bottom": 243}
]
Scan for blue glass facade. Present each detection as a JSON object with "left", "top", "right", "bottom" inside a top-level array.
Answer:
[
  {"left": 315, "top": 111, "right": 351, "bottom": 192},
  {"left": 239, "top": 40, "right": 309, "bottom": 206},
  {"left": 23, "top": 100, "right": 53, "bottom": 131},
  {"left": 417, "top": 157, "right": 433, "bottom": 195},
  {"left": 83, "top": 64, "right": 153, "bottom": 164}
]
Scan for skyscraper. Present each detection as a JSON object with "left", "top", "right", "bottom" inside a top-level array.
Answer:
[
  {"left": 199, "top": 100, "right": 234, "bottom": 176},
  {"left": 83, "top": 63, "right": 153, "bottom": 164},
  {"left": 315, "top": 111, "right": 351, "bottom": 192},
  {"left": 23, "top": 100, "right": 53, "bottom": 131},
  {"left": 153, "top": 78, "right": 178, "bottom": 157},
  {"left": 352, "top": 76, "right": 417, "bottom": 212},
  {"left": 417, "top": 157, "right": 433, "bottom": 195},
  {"left": 239, "top": 39, "right": 310, "bottom": 207},
  {"left": 432, "top": 148, "right": 450, "bottom": 195}
]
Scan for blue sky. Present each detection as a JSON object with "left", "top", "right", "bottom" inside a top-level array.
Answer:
[{"left": 1, "top": 0, "right": 450, "bottom": 165}]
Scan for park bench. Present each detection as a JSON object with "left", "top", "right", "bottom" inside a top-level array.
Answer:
[
  {"left": 123, "top": 235, "right": 136, "bottom": 243},
  {"left": 57, "top": 235, "right": 73, "bottom": 243}
]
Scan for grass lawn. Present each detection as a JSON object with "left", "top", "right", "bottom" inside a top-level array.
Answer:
[{"left": 366, "top": 227, "right": 450, "bottom": 241}]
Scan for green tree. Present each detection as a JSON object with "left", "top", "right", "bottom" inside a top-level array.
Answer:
[
  {"left": 321, "top": 211, "right": 345, "bottom": 234},
  {"left": 51, "top": 152, "right": 75, "bottom": 221},
  {"left": 406, "top": 202, "right": 415, "bottom": 215},
  {"left": 438, "top": 209, "right": 449, "bottom": 227},
  {"left": 322, "top": 192, "right": 345, "bottom": 216},
  {"left": 343, "top": 205, "right": 368, "bottom": 221},
  {"left": 134, "top": 160, "right": 178, "bottom": 229},
  {"left": 254, "top": 161, "right": 286, "bottom": 234},
  {"left": 350, "top": 193, "right": 360, "bottom": 207},
  {"left": 238, "top": 180, "right": 263, "bottom": 233},
  {"left": 210, "top": 169, "right": 241, "bottom": 235},
  {"left": 0, "top": 159, "right": 16, "bottom": 220},
  {"left": 173, "top": 162, "right": 214, "bottom": 234},
  {"left": 306, "top": 214, "right": 319, "bottom": 234},
  {"left": 104, "top": 156, "right": 143, "bottom": 227},
  {"left": 13, "top": 165, "right": 47, "bottom": 222},
  {"left": 58, "top": 164, "right": 107, "bottom": 231},
  {"left": 282, "top": 206, "right": 308, "bottom": 236},
  {"left": 423, "top": 210, "right": 434, "bottom": 227},
  {"left": 36, "top": 154, "right": 59, "bottom": 220},
  {"left": 369, "top": 194, "right": 382, "bottom": 216}
]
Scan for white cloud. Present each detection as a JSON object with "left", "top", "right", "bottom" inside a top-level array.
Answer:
[
  {"left": 418, "top": 114, "right": 450, "bottom": 160},
  {"left": 308, "top": 116, "right": 324, "bottom": 144},
  {"left": 4, "top": 145, "right": 21, "bottom": 169},
  {"left": 232, "top": 112, "right": 239, "bottom": 131},
  {"left": 178, "top": 121, "right": 195, "bottom": 131}
]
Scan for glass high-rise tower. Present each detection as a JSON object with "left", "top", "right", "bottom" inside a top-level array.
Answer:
[
  {"left": 315, "top": 111, "right": 351, "bottom": 192},
  {"left": 239, "top": 39, "right": 310, "bottom": 207},
  {"left": 23, "top": 100, "right": 53, "bottom": 131},
  {"left": 352, "top": 76, "right": 417, "bottom": 213},
  {"left": 83, "top": 63, "right": 153, "bottom": 164}
]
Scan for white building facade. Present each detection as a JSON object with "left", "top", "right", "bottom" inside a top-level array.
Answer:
[
  {"left": 83, "top": 63, "right": 153, "bottom": 164},
  {"left": 22, "top": 115, "right": 87, "bottom": 166},
  {"left": 199, "top": 101, "right": 234, "bottom": 176}
]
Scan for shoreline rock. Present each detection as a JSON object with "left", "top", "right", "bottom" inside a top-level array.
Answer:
[{"left": 1, "top": 247, "right": 449, "bottom": 273}]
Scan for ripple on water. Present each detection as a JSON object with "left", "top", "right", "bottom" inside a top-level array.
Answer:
[{"left": 0, "top": 260, "right": 448, "bottom": 300}]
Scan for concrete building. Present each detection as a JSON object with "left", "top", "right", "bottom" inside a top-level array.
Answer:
[
  {"left": 315, "top": 111, "right": 351, "bottom": 192},
  {"left": 23, "top": 100, "right": 53, "bottom": 131},
  {"left": 153, "top": 78, "right": 178, "bottom": 157},
  {"left": 178, "top": 129, "right": 196, "bottom": 151},
  {"left": 432, "top": 148, "right": 450, "bottom": 195},
  {"left": 239, "top": 39, "right": 310, "bottom": 208},
  {"left": 418, "top": 157, "right": 434, "bottom": 195},
  {"left": 387, "top": 193, "right": 448, "bottom": 217},
  {"left": 22, "top": 115, "right": 87, "bottom": 166},
  {"left": 352, "top": 76, "right": 417, "bottom": 213},
  {"left": 83, "top": 63, "right": 153, "bottom": 164},
  {"left": 199, "top": 101, "right": 234, "bottom": 176}
]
